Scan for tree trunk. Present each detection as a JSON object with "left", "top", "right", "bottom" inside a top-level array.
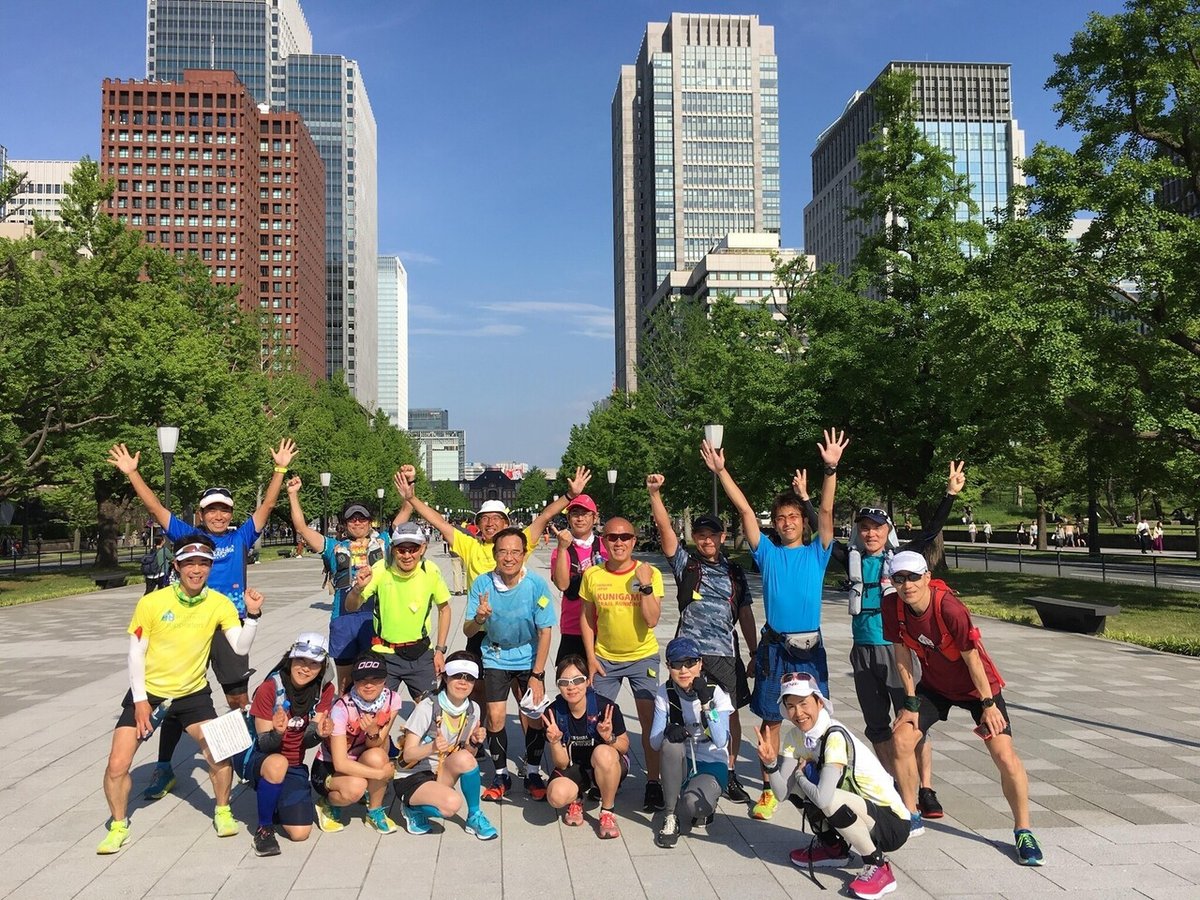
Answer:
[
  {"left": 93, "top": 474, "right": 129, "bottom": 569},
  {"left": 1036, "top": 490, "right": 1048, "bottom": 551},
  {"left": 916, "top": 499, "right": 946, "bottom": 573},
  {"left": 1102, "top": 476, "right": 1122, "bottom": 526},
  {"left": 1087, "top": 445, "right": 1101, "bottom": 557},
  {"left": 1133, "top": 488, "right": 1143, "bottom": 523}
]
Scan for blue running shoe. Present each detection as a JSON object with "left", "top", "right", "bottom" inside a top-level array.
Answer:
[
  {"left": 1015, "top": 829, "right": 1044, "bottom": 866},
  {"left": 401, "top": 803, "right": 431, "bottom": 835},
  {"left": 142, "top": 764, "right": 176, "bottom": 801},
  {"left": 909, "top": 811, "right": 925, "bottom": 837},
  {"left": 465, "top": 810, "right": 498, "bottom": 841}
]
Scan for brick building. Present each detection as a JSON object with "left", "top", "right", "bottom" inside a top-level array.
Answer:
[{"left": 100, "top": 69, "right": 325, "bottom": 377}]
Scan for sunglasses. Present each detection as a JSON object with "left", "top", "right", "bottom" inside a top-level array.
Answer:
[
  {"left": 556, "top": 675, "right": 588, "bottom": 688},
  {"left": 394, "top": 544, "right": 423, "bottom": 554},
  {"left": 857, "top": 507, "right": 888, "bottom": 520},
  {"left": 891, "top": 571, "right": 925, "bottom": 584},
  {"left": 604, "top": 533, "right": 636, "bottom": 542},
  {"left": 669, "top": 657, "right": 701, "bottom": 669},
  {"left": 447, "top": 672, "right": 477, "bottom": 682},
  {"left": 781, "top": 671, "right": 817, "bottom": 686}
]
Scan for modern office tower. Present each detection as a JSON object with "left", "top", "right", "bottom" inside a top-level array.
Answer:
[
  {"left": 612, "top": 13, "right": 779, "bottom": 391},
  {"left": 3, "top": 160, "right": 76, "bottom": 224},
  {"left": 411, "top": 429, "right": 466, "bottom": 482},
  {"left": 376, "top": 255, "right": 409, "bottom": 427},
  {"left": 285, "top": 54, "right": 378, "bottom": 409},
  {"left": 100, "top": 70, "right": 326, "bottom": 377},
  {"left": 409, "top": 408, "right": 449, "bottom": 431},
  {"left": 805, "top": 61, "right": 1025, "bottom": 277},
  {"left": 146, "top": 0, "right": 312, "bottom": 108}
]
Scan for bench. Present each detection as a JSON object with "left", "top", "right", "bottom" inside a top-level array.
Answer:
[
  {"left": 94, "top": 573, "right": 130, "bottom": 590},
  {"left": 1027, "top": 596, "right": 1120, "bottom": 635},
  {"left": 276, "top": 548, "right": 294, "bottom": 558}
]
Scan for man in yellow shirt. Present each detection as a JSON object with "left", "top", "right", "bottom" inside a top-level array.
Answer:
[
  {"left": 578, "top": 516, "right": 666, "bottom": 811},
  {"left": 97, "top": 535, "right": 264, "bottom": 855},
  {"left": 344, "top": 523, "right": 451, "bottom": 701}
]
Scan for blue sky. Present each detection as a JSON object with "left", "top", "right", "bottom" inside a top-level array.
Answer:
[{"left": 1, "top": 1, "right": 1124, "bottom": 467}]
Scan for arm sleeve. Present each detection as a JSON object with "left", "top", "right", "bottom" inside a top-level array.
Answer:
[
  {"left": 128, "top": 633, "right": 149, "bottom": 702},
  {"left": 768, "top": 756, "right": 800, "bottom": 802},
  {"left": 223, "top": 618, "right": 258, "bottom": 656},
  {"left": 648, "top": 691, "right": 667, "bottom": 751},
  {"left": 256, "top": 728, "right": 284, "bottom": 752},
  {"left": 905, "top": 493, "right": 955, "bottom": 553},
  {"left": 802, "top": 498, "right": 819, "bottom": 532},
  {"left": 829, "top": 540, "right": 849, "bottom": 575},
  {"left": 800, "top": 760, "right": 843, "bottom": 809},
  {"left": 705, "top": 708, "right": 730, "bottom": 748}
]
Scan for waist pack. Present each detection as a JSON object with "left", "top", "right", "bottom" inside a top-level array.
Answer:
[{"left": 764, "top": 625, "right": 822, "bottom": 654}]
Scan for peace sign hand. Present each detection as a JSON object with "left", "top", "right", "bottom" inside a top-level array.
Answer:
[
  {"left": 596, "top": 704, "right": 615, "bottom": 744},
  {"left": 946, "top": 460, "right": 966, "bottom": 496},
  {"left": 474, "top": 592, "right": 492, "bottom": 624},
  {"left": 792, "top": 469, "right": 808, "bottom": 500},
  {"left": 753, "top": 724, "right": 777, "bottom": 767},
  {"left": 541, "top": 712, "right": 563, "bottom": 745}
]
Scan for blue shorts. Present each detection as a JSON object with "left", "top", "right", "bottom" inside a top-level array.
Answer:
[
  {"left": 329, "top": 608, "right": 374, "bottom": 665},
  {"left": 750, "top": 635, "right": 829, "bottom": 722},
  {"left": 243, "top": 751, "right": 315, "bottom": 826}
]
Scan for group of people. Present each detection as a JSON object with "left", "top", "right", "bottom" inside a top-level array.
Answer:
[{"left": 96, "top": 431, "right": 1045, "bottom": 899}]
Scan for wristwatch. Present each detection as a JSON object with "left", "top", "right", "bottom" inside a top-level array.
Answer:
[
  {"left": 530, "top": 671, "right": 545, "bottom": 682},
  {"left": 434, "top": 644, "right": 448, "bottom": 654},
  {"left": 980, "top": 697, "right": 995, "bottom": 709},
  {"left": 245, "top": 611, "right": 262, "bottom": 620},
  {"left": 639, "top": 584, "right": 655, "bottom": 595},
  {"left": 823, "top": 465, "right": 838, "bottom": 476}
]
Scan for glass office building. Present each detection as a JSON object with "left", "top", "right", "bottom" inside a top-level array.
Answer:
[
  {"left": 805, "top": 61, "right": 1025, "bottom": 277},
  {"left": 376, "top": 255, "right": 408, "bottom": 428},
  {"left": 612, "top": 13, "right": 778, "bottom": 391}
]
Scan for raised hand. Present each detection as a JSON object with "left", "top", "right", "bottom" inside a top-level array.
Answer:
[
  {"left": 272, "top": 707, "right": 290, "bottom": 733},
  {"left": 470, "top": 724, "right": 487, "bottom": 747},
  {"left": 541, "top": 712, "right": 563, "bottom": 745},
  {"left": 286, "top": 475, "right": 303, "bottom": 495},
  {"left": 947, "top": 460, "right": 966, "bottom": 496},
  {"left": 271, "top": 437, "right": 298, "bottom": 469},
  {"left": 244, "top": 587, "right": 265, "bottom": 617},
  {"left": 314, "top": 711, "right": 333, "bottom": 739},
  {"left": 474, "top": 592, "right": 492, "bottom": 623},
  {"left": 792, "top": 469, "right": 808, "bottom": 499},
  {"left": 353, "top": 564, "right": 372, "bottom": 589},
  {"left": 107, "top": 444, "right": 140, "bottom": 476},
  {"left": 646, "top": 473, "right": 665, "bottom": 494},
  {"left": 700, "top": 440, "right": 726, "bottom": 474},
  {"left": 552, "top": 525, "right": 572, "bottom": 548},
  {"left": 596, "top": 704, "right": 615, "bottom": 744},
  {"left": 566, "top": 466, "right": 592, "bottom": 497},
  {"left": 635, "top": 562, "right": 654, "bottom": 590},
  {"left": 753, "top": 724, "right": 777, "bottom": 767},
  {"left": 817, "top": 428, "right": 849, "bottom": 468},
  {"left": 392, "top": 469, "right": 415, "bottom": 501}
]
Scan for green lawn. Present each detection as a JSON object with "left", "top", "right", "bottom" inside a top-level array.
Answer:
[{"left": 0, "top": 568, "right": 137, "bottom": 606}]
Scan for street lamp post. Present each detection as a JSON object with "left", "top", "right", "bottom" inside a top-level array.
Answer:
[
  {"left": 377, "top": 487, "right": 386, "bottom": 526},
  {"left": 607, "top": 469, "right": 617, "bottom": 514},
  {"left": 320, "top": 472, "right": 332, "bottom": 537},
  {"left": 156, "top": 426, "right": 179, "bottom": 545},
  {"left": 704, "top": 424, "right": 724, "bottom": 517}
]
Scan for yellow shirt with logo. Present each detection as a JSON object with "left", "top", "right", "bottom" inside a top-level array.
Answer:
[
  {"left": 451, "top": 526, "right": 536, "bottom": 587},
  {"left": 128, "top": 586, "right": 242, "bottom": 698},
  {"left": 578, "top": 562, "right": 664, "bottom": 662},
  {"left": 360, "top": 557, "right": 451, "bottom": 645},
  {"left": 779, "top": 720, "right": 908, "bottom": 820}
]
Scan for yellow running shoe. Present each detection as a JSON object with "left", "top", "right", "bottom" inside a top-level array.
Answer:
[
  {"left": 96, "top": 819, "right": 130, "bottom": 855},
  {"left": 213, "top": 805, "right": 239, "bottom": 838},
  {"left": 316, "top": 798, "right": 345, "bottom": 833},
  {"left": 751, "top": 789, "right": 778, "bottom": 820}
]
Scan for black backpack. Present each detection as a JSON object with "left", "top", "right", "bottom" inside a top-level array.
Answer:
[{"left": 140, "top": 551, "right": 160, "bottom": 577}]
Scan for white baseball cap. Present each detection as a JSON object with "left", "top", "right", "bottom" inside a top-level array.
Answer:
[
  {"left": 889, "top": 550, "right": 929, "bottom": 577},
  {"left": 288, "top": 632, "right": 329, "bottom": 662},
  {"left": 778, "top": 670, "right": 834, "bottom": 717},
  {"left": 519, "top": 687, "right": 552, "bottom": 719}
]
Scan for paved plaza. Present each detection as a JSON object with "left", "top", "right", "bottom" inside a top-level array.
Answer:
[{"left": 1, "top": 545, "right": 1198, "bottom": 899}]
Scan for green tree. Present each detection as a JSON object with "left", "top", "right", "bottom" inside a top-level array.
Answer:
[
  {"left": 0, "top": 164, "right": 29, "bottom": 222},
  {"left": 426, "top": 480, "right": 472, "bottom": 519},
  {"left": 512, "top": 466, "right": 551, "bottom": 512}
]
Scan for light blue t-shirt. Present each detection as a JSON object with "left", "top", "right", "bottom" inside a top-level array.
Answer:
[
  {"left": 166, "top": 514, "right": 260, "bottom": 617},
  {"left": 850, "top": 554, "right": 889, "bottom": 646},
  {"left": 751, "top": 537, "right": 832, "bottom": 634},
  {"left": 465, "top": 570, "right": 558, "bottom": 671}
]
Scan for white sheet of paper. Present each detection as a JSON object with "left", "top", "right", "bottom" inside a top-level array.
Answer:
[{"left": 200, "top": 709, "right": 254, "bottom": 762}]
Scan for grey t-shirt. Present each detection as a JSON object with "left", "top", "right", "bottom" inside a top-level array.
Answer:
[{"left": 668, "top": 548, "right": 752, "bottom": 657}]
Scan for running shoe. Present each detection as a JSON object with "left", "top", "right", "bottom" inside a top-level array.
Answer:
[
  {"left": 789, "top": 841, "right": 852, "bottom": 868},
  {"left": 564, "top": 801, "right": 585, "bottom": 827},
  {"left": 315, "top": 798, "right": 345, "bottom": 833},
  {"left": 655, "top": 813, "right": 680, "bottom": 849},
  {"left": 643, "top": 779, "right": 665, "bottom": 812},
  {"left": 365, "top": 807, "right": 398, "bottom": 835},
  {"left": 142, "top": 764, "right": 176, "bottom": 801},
  {"left": 598, "top": 810, "right": 621, "bottom": 840},
  {"left": 917, "top": 787, "right": 944, "bottom": 819},
  {"left": 401, "top": 803, "right": 431, "bottom": 835},
  {"left": 96, "top": 819, "right": 130, "bottom": 855},
  {"left": 909, "top": 811, "right": 925, "bottom": 837},
  {"left": 849, "top": 861, "right": 897, "bottom": 899},
  {"left": 482, "top": 772, "right": 512, "bottom": 802},
  {"left": 586, "top": 785, "right": 602, "bottom": 801},
  {"left": 525, "top": 772, "right": 547, "bottom": 801},
  {"left": 213, "top": 805, "right": 239, "bottom": 838},
  {"left": 750, "top": 789, "right": 778, "bottom": 820},
  {"left": 1014, "top": 829, "right": 1044, "bottom": 866},
  {"left": 253, "top": 826, "right": 281, "bottom": 857},
  {"left": 726, "top": 771, "right": 750, "bottom": 803},
  {"left": 692, "top": 813, "right": 714, "bottom": 828},
  {"left": 465, "top": 809, "right": 498, "bottom": 841}
]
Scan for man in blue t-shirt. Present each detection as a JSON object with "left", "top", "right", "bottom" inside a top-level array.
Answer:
[
  {"left": 702, "top": 428, "right": 848, "bottom": 821},
  {"left": 464, "top": 527, "right": 557, "bottom": 803},
  {"left": 107, "top": 437, "right": 296, "bottom": 800}
]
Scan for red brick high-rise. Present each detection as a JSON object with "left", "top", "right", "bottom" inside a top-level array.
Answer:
[{"left": 100, "top": 69, "right": 325, "bottom": 378}]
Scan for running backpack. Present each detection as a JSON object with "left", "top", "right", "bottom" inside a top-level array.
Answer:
[
  {"left": 675, "top": 554, "right": 748, "bottom": 635},
  {"left": 552, "top": 689, "right": 601, "bottom": 749},
  {"left": 140, "top": 551, "right": 160, "bottom": 577},
  {"left": 891, "top": 580, "right": 970, "bottom": 663}
]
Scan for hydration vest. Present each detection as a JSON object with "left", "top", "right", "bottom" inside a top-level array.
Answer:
[
  {"left": 333, "top": 534, "right": 388, "bottom": 595},
  {"left": 665, "top": 681, "right": 714, "bottom": 742},
  {"left": 891, "top": 580, "right": 972, "bottom": 663},
  {"left": 814, "top": 723, "right": 865, "bottom": 797},
  {"left": 553, "top": 689, "right": 602, "bottom": 751},
  {"left": 676, "top": 554, "right": 748, "bottom": 634},
  {"left": 564, "top": 536, "right": 604, "bottom": 598},
  {"left": 846, "top": 527, "right": 899, "bottom": 617}
]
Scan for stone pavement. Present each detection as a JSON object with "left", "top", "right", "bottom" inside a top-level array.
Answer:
[{"left": 0, "top": 544, "right": 1198, "bottom": 899}]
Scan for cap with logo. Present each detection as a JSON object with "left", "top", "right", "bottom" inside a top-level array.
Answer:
[
  {"left": 288, "top": 632, "right": 329, "bottom": 662},
  {"left": 198, "top": 487, "right": 234, "bottom": 510},
  {"left": 391, "top": 522, "right": 427, "bottom": 545},
  {"left": 351, "top": 655, "right": 388, "bottom": 683},
  {"left": 855, "top": 507, "right": 891, "bottom": 526},
  {"left": 566, "top": 494, "right": 598, "bottom": 514},
  {"left": 691, "top": 513, "right": 725, "bottom": 535},
  {"left": 888, "top": 550, "right": 929, "bottom": 577}
]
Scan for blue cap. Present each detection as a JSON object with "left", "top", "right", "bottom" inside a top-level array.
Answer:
[{"left": 665, "top": 636, "right": 701, "bottom": 663}]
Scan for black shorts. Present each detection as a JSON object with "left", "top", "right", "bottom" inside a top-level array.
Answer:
[
  {"left": 701, "top": 654, "right": 751, "bottom": 709},
  {"left": 115, "top": 687, "right": 216, "bottom": 731},
  {"left": 209, "top": 632, "right": 252, "bottom": 694},
  {"left": 245, "top": 751, "right": 315, "bottom": 826},
  {"left": 394, "top": 770, "right": 437, "bottom": 805},
  {"left": 556, "top": 634, "right": 586, "bottom": 666},
  {"left": 552, "top": 755, "right": 630, "bottom": 795},
  {"left": 483, "top": 667, "right": 531, "bottom": 704},
  {"left": 466, "top": 631, "right": 485, "bottom": 658},
  {"left": 867, "top": 801, "right": 910, "bottom": 853},
  {"left": 916, "top": 686, "right": 1013, "bottom": 738},
  {"left": 310, "top": 758, "right": 334, "bottom": 798}
]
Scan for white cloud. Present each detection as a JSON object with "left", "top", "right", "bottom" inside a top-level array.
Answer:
[
  {"left": 411, "top": 323, "right": 526, "bottom": 337},
  {"left": 395, "top": 250, "right": 439, "bottom": 265},
  {"left": 479, "top": 300, "right": 608, "bottom": 316}
]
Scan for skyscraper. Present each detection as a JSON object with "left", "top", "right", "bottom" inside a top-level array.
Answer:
[
  {"left": 147, "top": 0, "right": 311, "bottom": 108},
  {"left": 3, "top": 160, "right": 75, "bottom": 224},
  {"left": 805, "top": 61, "right": 1026, "bottom": 277},
  {"left": 612, "top": 13, "right": 779, "bottom": 391},
  {"left": 376, "top": 255, "right": 409, "bottom": 428},
  {"left": 146, "top": 0, "right": 379, "bottom": 409}
]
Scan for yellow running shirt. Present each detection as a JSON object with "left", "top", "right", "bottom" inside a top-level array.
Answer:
[
  {"left": 578, "top": 562, "right": 664, "bottom": 662},
  {"left": 128, "top": 586, "right": 242, "bottom": 698},
  {"left": 359, "top": 558, "right": 451, "bottom": 645}
]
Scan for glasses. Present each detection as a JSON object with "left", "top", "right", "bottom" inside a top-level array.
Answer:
[
  {"left": 394, "top": 545, "right": 423, "bottom": 555},
  {"left": 774, "top": 513, "right": 803, "bottom": 524},
  {"left": 891, "top": 571, "right": 925, "bottom": 584},
  {"left": 781, "top": 671, "right": 817, "bottom": 686},
  {"left": 857, "top": 508, "right": 888, "bottom": 520},
  {"left": 669, "top": 657, "right": 701, "bottom": 669},
  {"left": 495, "top": 548, "right": 525, "bottom": 558},
  {"left": 556, "top": 675, "right": 588, "bottom": 688},
  {"left": 447, "top": 672, "right": 477, "bottom": 682},
  {"left": 604, "top": 533, "right": 636, "bottom": 542}
]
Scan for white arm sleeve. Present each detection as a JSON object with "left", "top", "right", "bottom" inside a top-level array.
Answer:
[
  {"left": 223, "top": 618, "right": 258, "bottom": 656},
  {"left": 128, "top": 634, "right": 149, "bottom": 702}
]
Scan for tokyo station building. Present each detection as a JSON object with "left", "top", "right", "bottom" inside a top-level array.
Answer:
[{"left": 100, "top": 69, "right": 325, "bottom": 378}]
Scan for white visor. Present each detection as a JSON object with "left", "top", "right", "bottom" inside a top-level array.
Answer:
[{"left": 444, "top": 659, "right": 480, "bottom": 680}]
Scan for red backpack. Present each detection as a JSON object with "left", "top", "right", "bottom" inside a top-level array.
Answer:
[{"left": 892, "top": 579, "right": 975, "bottom": 663}]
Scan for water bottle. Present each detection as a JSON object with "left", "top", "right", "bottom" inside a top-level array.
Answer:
[{"left": 138, "top": 698, "right": 174, "bottom": 742}]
